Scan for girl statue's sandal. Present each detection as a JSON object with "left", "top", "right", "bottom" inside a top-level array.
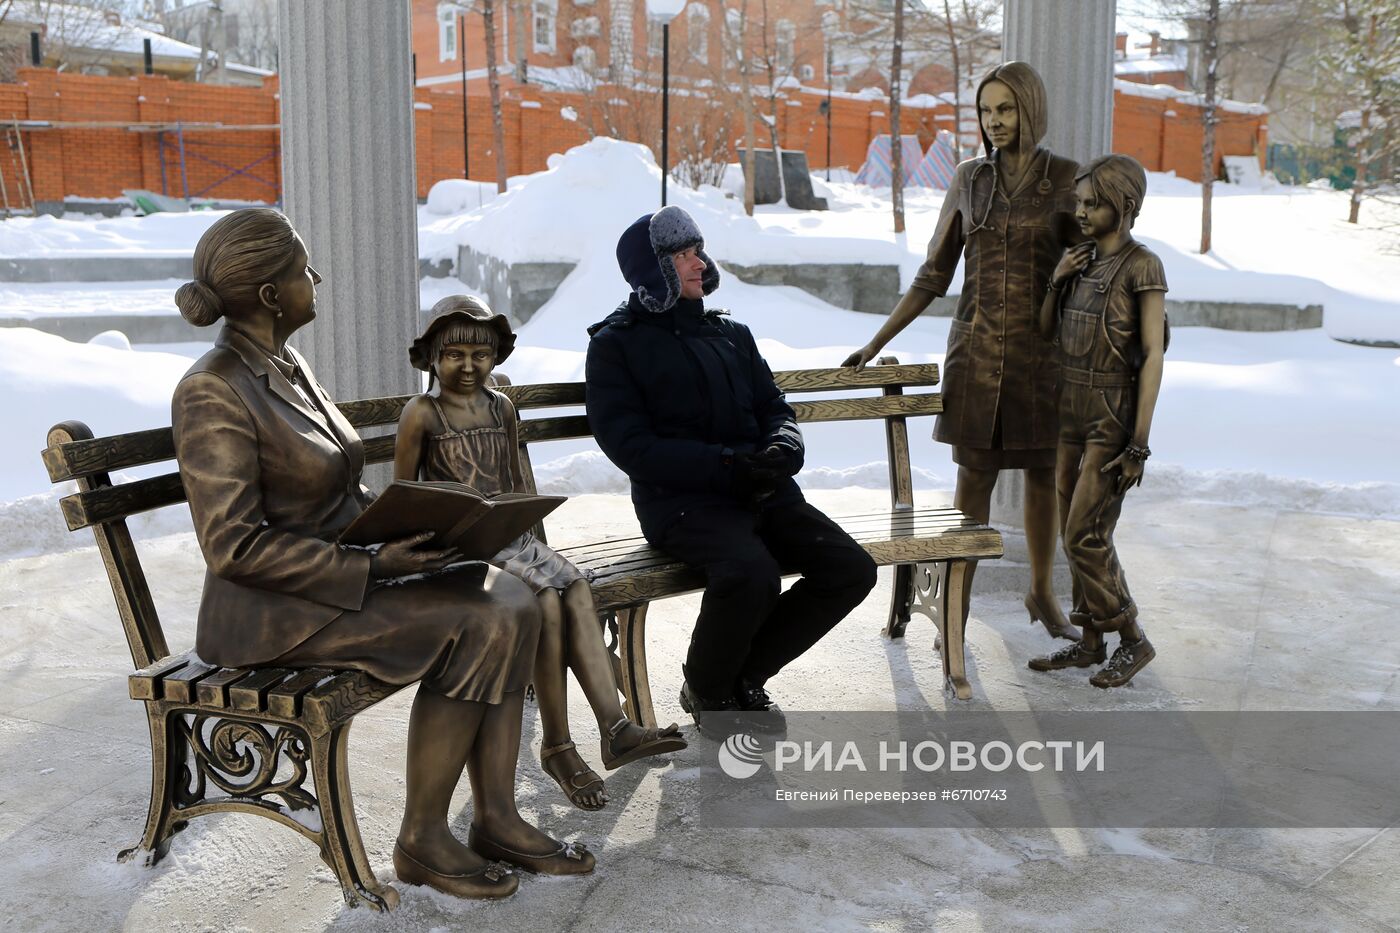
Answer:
[
  {"left": 540, "top": 740, "right": 607, "bottom": 810},
  {"left": 601, "top": 718, "right": 688, "bottom": 771}
]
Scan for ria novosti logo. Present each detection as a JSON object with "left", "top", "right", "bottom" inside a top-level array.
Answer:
[
  {"left": 717, "top": 733, "right": 765, "bottom": 779},
  {"left": 717, "top": 735, "right": 1106, "bottom": 779}
]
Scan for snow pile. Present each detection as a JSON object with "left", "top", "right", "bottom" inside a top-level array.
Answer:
[
  {"left": 0, "top": 211, "right": 224, "bottom": 257},
  {"left": 421, "top": 137, "right": 898, "bottom": 266},
  {"left": 0, "top": 480, "right": 193, "bottom": 561},
  {"left": 424, "top": 178, "right": 503, "bottom": 216},
  {"left": 0, "top": 328, "right": 192, "bottom": 505}
]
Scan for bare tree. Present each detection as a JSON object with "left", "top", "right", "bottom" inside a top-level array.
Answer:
[
  {"left": 671, "top": 99, "right": 731, "bottom": 189},
  {"left": 1320, "top": 0, "right": 1399, "bottom": 223},
  {"left": 1200, "top": 0, "right": 1219, "bottom": 252},
  {"left": 481, "top": 0, "right": 509, "bottom": 193},
  {"left": 891, "top": 0, "right": 905, "bottom": 233},
  {"left": 1, "top": 0, "right": 143, "bottom": 79},
  {"left": 512, "top": 0, "right": 528, "bottom": 84}
]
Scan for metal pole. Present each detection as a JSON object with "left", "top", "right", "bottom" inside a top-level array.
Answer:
[
  {"left": 30, "top": 32, "right": 40, "bottom": 67},
  {"left": 460, "top": 13, "right": 470, "bottom": 179},
  {"left": 144, "top": 38, "right": 154, "bottom": 75},
  {"left": 176, "top": 122, "right": 191, "bottom": 199},
  {"left": 826, "top": 47, "right": 832, "bottom": 182},
  {"left": 661, "top": 22, "right": 670, "bottom": 207},
  {"left": 11, "top": 117, "right": 34, "bottom": 212}
]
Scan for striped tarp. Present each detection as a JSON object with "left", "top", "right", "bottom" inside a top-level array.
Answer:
[
  {"left": 910, "top": 130, "right": 959, "bottom": 189},
  {"left": 854, "top": 134, "right": 926, "bottom": 187}
]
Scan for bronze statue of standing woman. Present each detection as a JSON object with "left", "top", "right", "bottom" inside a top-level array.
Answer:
[{"left": 844, "top": 61, "right": 1081, "bottom": 640}]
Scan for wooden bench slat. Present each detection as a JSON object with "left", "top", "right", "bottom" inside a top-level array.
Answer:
[
  {"left": 363, "top": 435, "right": 395, "bottom": 465},
  {"left": 42, "top": 366, "right": 946, "bottom": 482},
  {"left": 502, "top": 382, "right": 587, "bottom": 409},
  {"left": 267, "top": 668, "right": 336, "bottom": 718},
  {"left": 518, "top": 414, "right": 593, "bottom": 444},
  {"left": 160, "top": 659, "right": 220, "bottom": 704},
  {"left": 338, "top": 395, "right": 411, "bottom": 428},
  {"left": 302, "top": 671, "right": 403, "bottom": 733},
  {"left": 42, "top": 427, "right": 174, "bottom": 484},
  {"left": 228, "top": 668, "right": 295, "bottom": 712},
  {"left": 575, "top": 522, "right": 1003, "bottom": 583},
  {"left": 60, "top": 473, "right": 185, "bottom": 530},
  {"left": 559, "top": 509, "right": 983, "bottom": 563},
  {"left": 775, "top": 363, "right": 940, "bottom": 392},
  {"left": 195, "top": 668, "right": 251, "bottom": 708},
  {"left": 129, "top": 653, "right": 193, "bottom": 701},
  {"left": 791, "top": 394, "right": 942, "bottom": 423}
]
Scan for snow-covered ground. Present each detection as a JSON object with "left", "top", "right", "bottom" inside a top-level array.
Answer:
[{"left": 2, "top": 138, "right": 1398, "bottom": 562}]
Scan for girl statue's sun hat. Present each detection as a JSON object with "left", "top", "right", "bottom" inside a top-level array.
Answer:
[{"left": 409, "top": 295, "right": 517, "bottom": 371}]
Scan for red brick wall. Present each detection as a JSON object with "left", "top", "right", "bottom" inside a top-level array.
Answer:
[
  {"left": 1113, "top": 85, "right": 1267, "bottom": 180},
  {"left": 9, "top": 69, "right": 279, "bottom": 204},
  {"left": 1, "top": 69, "right": 1266, "bottom": 206}
]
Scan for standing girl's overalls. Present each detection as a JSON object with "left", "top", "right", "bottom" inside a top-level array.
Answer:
[{"left": 1054, "top": 242, "right": 1151, "bottom": 633}]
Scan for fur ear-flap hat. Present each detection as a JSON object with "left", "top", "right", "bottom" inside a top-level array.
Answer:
[{"left": 615, "top": 205, "right": 720, "bottom": 313}]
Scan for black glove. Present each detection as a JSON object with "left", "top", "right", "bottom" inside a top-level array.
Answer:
[
  {"left": 731, "top": 451, "right": 785, "bottom": 502},
  {"left": 753, "top": 443, "right": 797, "bottom": 477}
]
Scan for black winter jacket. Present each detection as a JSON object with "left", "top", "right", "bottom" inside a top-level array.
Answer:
[{"left": 585, "top": 296, "right": 805, "bottom": 542}]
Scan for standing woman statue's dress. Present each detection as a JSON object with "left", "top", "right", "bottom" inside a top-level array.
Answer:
[{"left": 843, "top": 61, "right": 1082, "bottom": 639}]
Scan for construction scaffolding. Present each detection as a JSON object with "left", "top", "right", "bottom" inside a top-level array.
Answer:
[{"left": 3, "top": 118, "right": 282, "bottom": 208}]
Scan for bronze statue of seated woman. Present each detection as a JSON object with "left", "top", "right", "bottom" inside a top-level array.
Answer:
[{"left": 171, "top": 208, "right": 593, "bottom": 900}]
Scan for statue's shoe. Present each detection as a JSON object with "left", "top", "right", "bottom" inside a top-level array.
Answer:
[
  {"left": 1090, "top": 638, "right": 1156, "bottom": 689},
  {"left": 1027, "top": 640, "right": 1107, "bottom": 672},
  {"left": 467, "top": 827, "right": 595, "bottom": 876},
  {"left": 393, "top": 842, "right": 518, "bottom": 900}
]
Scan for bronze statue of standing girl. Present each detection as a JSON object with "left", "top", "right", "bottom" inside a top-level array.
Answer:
[{"left": 1029, "top": 154, "right": 1166, "bottom": 688}]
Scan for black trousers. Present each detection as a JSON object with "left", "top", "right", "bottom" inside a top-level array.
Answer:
[{"left": 659, "top": 500, "right": 878, "bottom": 698}]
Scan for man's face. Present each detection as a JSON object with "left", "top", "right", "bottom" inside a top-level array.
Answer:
[{"left": 673, "top": 246, "right": 706, "bottom": 300}]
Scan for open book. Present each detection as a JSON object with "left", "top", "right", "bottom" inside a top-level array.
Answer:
[{"left": 339, "top": 480, "right": 566, "bottom": 560}]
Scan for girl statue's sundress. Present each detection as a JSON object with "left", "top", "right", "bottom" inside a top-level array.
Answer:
[{"left": 419, "top": 391, "right": 584, "bottom": 593}]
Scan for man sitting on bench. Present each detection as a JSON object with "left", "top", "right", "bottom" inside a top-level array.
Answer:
[{"left": 584, "top": 206, "right": 877, "bottom": 739}]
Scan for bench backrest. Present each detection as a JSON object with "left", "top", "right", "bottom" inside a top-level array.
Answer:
[{"left": 42, "top": 359, "right": 939, "bottom": 670}]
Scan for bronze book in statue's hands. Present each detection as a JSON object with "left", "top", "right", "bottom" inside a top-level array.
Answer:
[{"left": 338, "top": 480, "right": 566, "bottom": 559}]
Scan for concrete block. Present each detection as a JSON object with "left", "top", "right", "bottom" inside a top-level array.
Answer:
[
  {"left": 0, "top": 313, "right": 204, "bottom": 344},
  {"left": 0, "top": 256, "right": 193, "bottom": 282},
  {"left": 735, "top": 148, "right": 782, "bottom": 205},
  {"left": 723, "top": 262, "right": 901, "bottom": 314},
  {"left": 456, "top": 245, "right": 574, "bottom": 327},
  {"left": 779, "top": 151, "right": 828, "bottom": 211},
  {"left": 1166, "top": 300, "right": 1322, "bottom": 331}
]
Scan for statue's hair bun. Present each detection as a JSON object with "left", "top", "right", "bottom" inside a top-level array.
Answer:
[{"left": 174, "top": 278, "right": 225, "bottom": 327}]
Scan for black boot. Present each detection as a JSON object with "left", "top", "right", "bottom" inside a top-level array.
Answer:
[
  {"left": 735, "top": 675, "right": 786, "bottom": 735},
  {"left": 678, "top": 667, "right": 744, "bottom": 741}
]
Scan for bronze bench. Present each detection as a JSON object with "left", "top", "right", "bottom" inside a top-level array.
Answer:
[{"left": 41, "top": 357, "right": 1000, "bottom": 911}]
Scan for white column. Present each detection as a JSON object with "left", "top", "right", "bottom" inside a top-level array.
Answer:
[
  {"left": 983, "top": 0, "right": 1115, "bottom": 587},
  {"left": 277, "top": 0, "right": 420, "bottom": 405},
  {"left": 1001, "top": 0, "right": 1116, "bottom": 166}
]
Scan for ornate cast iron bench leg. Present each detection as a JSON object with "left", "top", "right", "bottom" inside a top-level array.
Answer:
[
  {"left": 599, "top": 610, "right": 627, "bottom": 701},
  {"left": 884, "top": 563, "right": 916, "bottom": 639},
  {"left": 938, "top": 560, "right": 973, "bottom": 700},
  {"left": 616, "top": 604, "right": 657, "bottom": 728},
  {"left": 310, "top": 723, "right": 399, "bottom": 911},
  {"left": 118, "top": 703, "right": 189, "bottom": 867}
]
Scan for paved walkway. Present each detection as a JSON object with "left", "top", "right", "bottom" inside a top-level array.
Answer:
[{"left": 1, "top": 489, "right": 1396, "bottom": 931}]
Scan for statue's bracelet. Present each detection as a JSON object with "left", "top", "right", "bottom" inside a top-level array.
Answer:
[{"left": 1124, "top": 443, "right": 1151, "bottom": 463}]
